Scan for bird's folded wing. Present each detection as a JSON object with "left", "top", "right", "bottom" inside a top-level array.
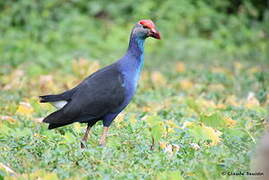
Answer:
[{"left": 43, "top": 66, "right": 125, "bottom": 124}]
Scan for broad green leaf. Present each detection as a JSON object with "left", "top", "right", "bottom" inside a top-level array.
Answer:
[
  {"left": 188, "top": 123, "right": 222, "bottom": 146},
  {"left": 200, "top": 112, "right": 226, "bottom": 128},
  {"left": 151, "top": 123, "right": 163, "bottom": 142},
  {"left": 147, "top": 115, "right": 165, "bottom": 142},
  {"left": 186, "top": 98, "right": 200, "bottom": 114}
]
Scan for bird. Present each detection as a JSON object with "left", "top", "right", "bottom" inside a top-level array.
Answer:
[{"left": 39, "top": 19, "right": 161, "bottom": 148}]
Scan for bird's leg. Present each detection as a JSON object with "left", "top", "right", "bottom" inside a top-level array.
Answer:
[
  {"left": 99, "top": 127, "right": 109, "bottom": 146},
  {"left": 81, "top": 124, "right": 91, "bottom": 148}
]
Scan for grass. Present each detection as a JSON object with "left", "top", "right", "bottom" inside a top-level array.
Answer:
[{"left": 0, "top": 55, "right": 268, "bottom": 179}]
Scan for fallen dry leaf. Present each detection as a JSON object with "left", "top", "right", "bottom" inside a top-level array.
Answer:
[
  {"left": 208, "top": 83, "right": 225, "bottom": 91},
  {"left": 16, "top": 102, "right": 34, "bottom": 116},
  {"left": 3, "top": 69, "right": 25, "bottom": 90},
  {"left": 151, "top": 71, "right": 167, "bottom": 87},
  {"left": 202, "top": 125, "right": 222, "bottom": 145},
  {"left": 0, "top": 115, "right": 16, "bottom": 124},
  {"left": 224, "top": 117, "right": 236, "bottom": 127},
  {"left": 39, "top": 75, "right": 54, "bottom": 92},
  {"left": 159, "top": 142, "right": 167, "bottom": 149},
  {"left": 114, "top": 113, "right": 125, "bottom": 127},
  {"left": 226, "top": 95, "right": 240, "bottom": 107},
  {"left": 175, "top": 62, "right": 186, "bottom": 73},
  {"left": 247, "top": 66, "right": 261, "bottom": 74},
  {"left": 234, "top": 62, "right": 243, "bottom": 70},
  {"left": 211, "top": 67, "right": 227, "bottom": 74},
  {"left": 216, "top": 103, "right": 226, "bottom": 109},
  {"left": 180, "top": 79, "right": 193, "bottom": 90}
]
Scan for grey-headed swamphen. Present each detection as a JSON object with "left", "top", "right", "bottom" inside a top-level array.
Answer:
[{"left": 40, "top": 20, "right": 161, "bottom": 148}]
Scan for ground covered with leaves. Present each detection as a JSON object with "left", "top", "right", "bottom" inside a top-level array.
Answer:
[{"left": 0, "top": 58, "right": 268, "bottom": 179}]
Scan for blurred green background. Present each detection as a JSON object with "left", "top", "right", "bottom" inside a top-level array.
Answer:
[
  {"left": 1, "top": 1, "right": 269, "bottom": 179},
  {"left": 1, "top": 0, "right": 268, "bottom": 73}
]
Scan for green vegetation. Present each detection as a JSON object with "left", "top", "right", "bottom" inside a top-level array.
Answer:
[{"left": 0, "top": 0, "right": 268, "bottom": 179}]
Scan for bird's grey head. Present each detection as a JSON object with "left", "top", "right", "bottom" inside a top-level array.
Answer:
[{"left": 132, "top": 19, "right": 161, "bottom": 40}]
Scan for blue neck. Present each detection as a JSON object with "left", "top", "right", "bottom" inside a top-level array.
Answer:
[
  {"left": 119, "top": 32, "right": 145, "bottom": 71},
  {"left": 127, "top": 35, "right": 145, "bottom": 57},
  {"left": 118, "top": 33, "right": 146, "bottom": 90}
]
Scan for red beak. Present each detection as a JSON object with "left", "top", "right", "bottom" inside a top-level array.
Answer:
[{"left": 149, "top": 28, "right": 161, "bottom": 39}]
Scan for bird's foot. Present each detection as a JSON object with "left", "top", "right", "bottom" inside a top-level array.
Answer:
[{"left": 80, "top": 141, "right": 87, "bottom": 149}]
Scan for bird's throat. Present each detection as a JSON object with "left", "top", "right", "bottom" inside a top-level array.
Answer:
[{"left": 127, "top": 36, "right": 145, "bottom": 58}]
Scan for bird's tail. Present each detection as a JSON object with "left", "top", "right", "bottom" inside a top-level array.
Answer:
[
  {"left": 39, "top": 95, "right": 63, "bottom": 103},
  {"left": 43, "top": 109, "right": 73, "bottom": 129}
]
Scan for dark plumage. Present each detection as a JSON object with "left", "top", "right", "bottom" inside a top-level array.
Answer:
[
  {"left": 40, "top": 19, "right": 161, "bottom": 147},
  {"left": 41, "top": 65, "right": 124, "bottom": 128}
]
